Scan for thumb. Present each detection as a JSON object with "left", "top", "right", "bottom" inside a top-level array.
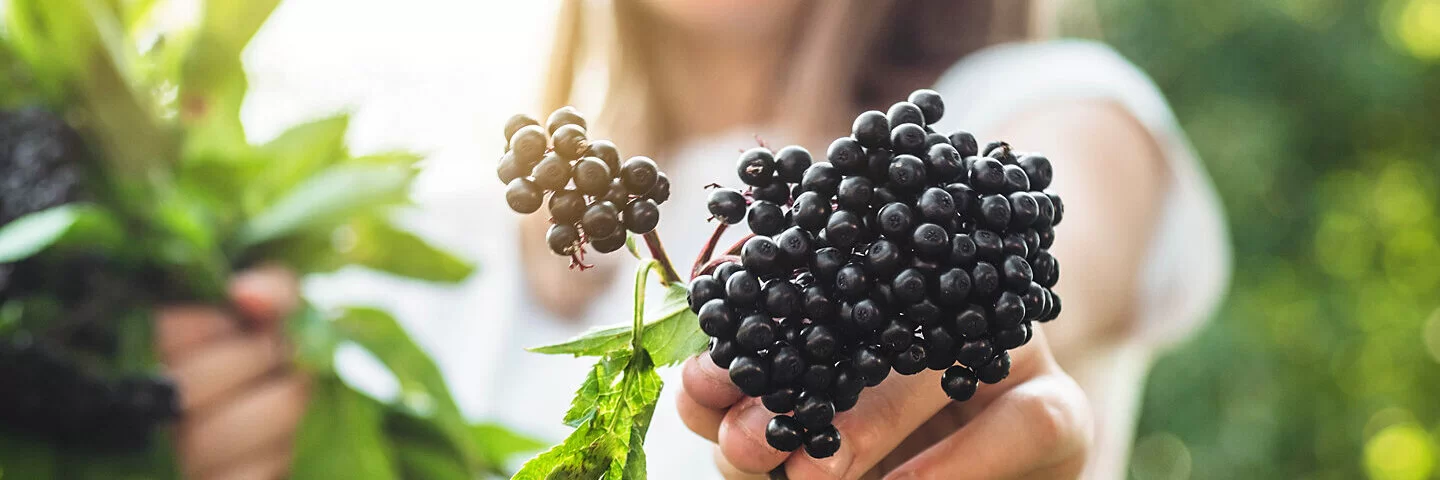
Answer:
[{"left": 228, "top": 264, "right": 301, "bottom": 332}]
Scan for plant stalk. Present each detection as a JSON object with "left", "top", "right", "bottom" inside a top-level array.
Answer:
[{"left": 641, "top": 230, "right": 683, "bottom": 284}]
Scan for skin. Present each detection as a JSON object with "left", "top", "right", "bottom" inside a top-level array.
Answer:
[{"left": 160, "top": 265, "right": 307, "bottom": 480}]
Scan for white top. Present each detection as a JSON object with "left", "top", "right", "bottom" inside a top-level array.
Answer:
[{"left": 303, "top": 39, "right": 1231, "bottom": 478}]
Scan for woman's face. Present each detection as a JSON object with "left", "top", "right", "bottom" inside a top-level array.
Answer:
[{"left": 635, "top": 0, "right": 804, "bottom": 40}]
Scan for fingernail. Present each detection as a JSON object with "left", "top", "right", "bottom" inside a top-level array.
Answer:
[
  {"left": 739, "top": 403, "right": 774, "bottom": 446},
  {"left": 810, "top": 442, "right": 853, "bottom": 478}
]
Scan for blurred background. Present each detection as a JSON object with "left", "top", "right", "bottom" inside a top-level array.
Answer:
[{"left": 235, "top": 0, "right": 1440, "bottom": 478}]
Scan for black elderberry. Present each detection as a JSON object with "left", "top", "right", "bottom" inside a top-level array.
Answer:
[
  {"left": 770, "top": 346, "right": 806, "bottom": 385},
  {"left": 917, "top": 187, "right": 956, "bottom": 224},
  {"left": 542, "top": 223, "right": 578, "bottom": 255},
  {"left": 802, "top": 286, "right": 837, "bottom": 321},
  {"left": 699, "top": 299, "right": 739, "bottom": 338},
  {"left": 993, "top": 291, "right": 1027, "bottom": 329},
  {"left": 1008, "top": 191, "right": 1039, "bottom": 228},
  {"left": 877, "top": 202, "right": 916, "bottom": 239},
  {"left": 911, "top": 223, "right": 950, "bottom": 259},
  {"left": 548, "top": 190, "right": 586, "bottom": 224},
  {"left": 953, "top": 305, "right": 989, "bottom": 338},
  {"left": 926, "top": 143, "right": 964, "bottom": 184},
  {"left": 726, "top": 270, "right": 761, "bottom": 308},
  {"left": 764, "top": 387, "right": 802, "bottom": 414},
  {"left": 993, "top": 323, "right": 1031, "bottom": 350},
  {"left": 791, "top": 191, "right": 833, "bottom": 232},
  {"left": 531, "top": 153, "right": 572, "bottom": 190},
  {"left": 973, "top": 230, "right": 1003, "bottom": 260},
  {"left": 852, "top": 346, "right": 891, "bottom": 385},
  {"left": 747, "top": 201, "right": 786, "bottom": 236},
  {"left": 1018, "top": 154, "right": 1053, "bottom": 190},
  {"left": 892, "top": 342, "right": 929, "bottom": 375},
  {"left": 969, "top": 157, "right": 1006, "bottom": 194},
  {"left": 741, "top": 236, "right": 782, "bottom": 276},
  {"left": 504, "top": 178, "right": 543, "bottom": 214},
  {"left": 775, "top": 145, "right": 813, "bottom": 183},
  {"left": 983, "top": 140, "right": 1008, "bottom": 157},
  {"left": 888, "top": 153, "right": 927, "bottom": 190},
  {"left": 707, "top": 188, "right": 747, "bottom": 224},
  {"left": 941, "top": 366, "right": 979, "bottom": 401},
  {"left": 1001, "top": 255, "right": 1034, "bottom": 291},
  {"left": 830, "top": 365, "right": 866, "bottom": 399},
  {"left": 752, "top": 181, "right": 791, "bottom": 204},
  {"left": 956, "top": 338, "right": 995, "bottom": 368},
  {"left": 887, "top": 101, "right": 927, "bottom": 128},
  {"left": 503, "top": 114, "right": 541, "bottom": 144},
  {"left": 546, "top": 106, "right": 587, "bottom": 134},
  {"left": 891, "top": 123, "right": 929, "bottom": 156},
  {"left": 508, "top": 124, "right": 548, "bottom": 165},
  {"left": 713, "top": 262, "right": 744, "bottom": 284},
  {"left": 737, "top": 147, "right": 777, "bottom": 186},
  {"left": 948, "top": 131, "right": 979, "bottom": 158},
  {"left": 1001, "top": 164, "right": 1031, "bottom": 193},
  {"left": 1048, "top": 192, "right": 1064, "bottom": 226},
  {"left": 801, "top": 162, "right": 842, "bottom": 197},
  {"left": 497, "top": 152, "right": 524, "bottom": 184},
  {"left": 924, "top": 133, "right": 950, "bottom": 152},
  {"left": 865, "top": 148, "right": 894, "bottom": 183},
  {"left": 552, "top": 124, "right": 589, "bottom": 160},
  {"left": 590, "top": 229, "right": 627, "bottom": 253},
  {"left": 616, "top": 158, "right": 657, "bottom": 196},
  {"left": 979, "top": 194, "right": 1012, "bottom": 231},
  {"left": 805, "top": 425, "right": 842, "bottom": 458},
  {"left": 832, "top": 393, "right": 860, "bottom": 412},
  {"left": 774, "top": 227, "right": 814, "bottom": 266},
  {"left": 944, "top": 182, "right": 979, "bottom": 217},
  {"left": 1032, "top": 250, "right": 1059, "bottom": 288},
  {"left": 1021, "top": 282, "right": 1047, "bottom": 318},
  {"left": 825, "top": 210, "right": 865, "bottom": 250},
  {"left": 1021, "top": 228, "right": 1041, "bottom": 254},
  {"left": 905, "top": 299, "right": 942, "bottom": 326},
  {"left": 1036, "top": 225, "right": 1056, "bottom": 250},
  {"left": 647, "top": 172, "right": 672, "bottom": 204},
  {"left": 907, "top": 89, "right": 945, "bottom": 123},
  {"left": 763, "top": 280, "right": 802, "bottom": 318},
  {"left": 1033, "top": 192, "right": 1056, "bottom": 227},
  {"left": 970, "top": 262, "right": 1000, "bottom": 299},
  {"left": 852, "top": 110, "right": 891, "bottom": 149},
  {"left": 603, "top": 178, "right": 631, "bottom": 205},
  {"left": 810, "top": 247, "right": 847, "bottom": 284},
  {"left": 766, "top": 415, "right": 806, "bottom": 453},
  {"left": 850, "top": 298, "right": 885, "bottom": 332},
  {"left": 950, "top": 233, "right": 979, "bottom": 267},
  {"left": 1002, "top": 232, "right": 1029, "bottom": 258},
  {"left": 801, "top": 324, "right": 840, "bottom": 362},
  {"left": 710, "top": 338, "right": 741, "bottom": 368},
  {"left": 976, "top": 351, "right": 1011, "bottom": 384},
  {"left": 987, "top": 143, "right": 1017, "bottom": 165},
  {"left": 834, "top": 264, "right": 870, "bottom": 300},
  {"left": 1044, "top": 291, "right": 1063, "bottom": 322},
  {"left": 892, "top": 268, "right": 929, "bottom": 305},
  {"left": 864, "top": 239, "right": 904, "bottom": 278},
  {"left": 879, "top": 319, "right": 917, "bottom": 352},
  {"left": 581, "top": 201, "right": 622, "bottom": 238},
  {"left": 935, "top": 268, "right": 974, "bottom": 307},
  {"left": 688, "top": 275, "right": 724, "bottom": 313},
  {"left": 837, "top": 176, "right": 875, "bottom": 211},
  {"left": 828, "top": 137, "right": 867, "bottom": 174},
  {"left": 729, "top": 354, "right": 772, "bottom": 396},
  {"left": 569, "top": 158, "right": 611, "bottom": 195},
  {"left": 794, "top": 391, "right": 836, "bottom": 431},
  {"left": 586, "top": 139, "right": 621, "bottom": 172},
  {"left": 621, "top": 199, "right": 660, "bottom": 234}
]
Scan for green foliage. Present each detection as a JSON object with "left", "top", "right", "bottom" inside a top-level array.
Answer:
[
  {"left": 517, "top": 260, "right": 706, "bottom": 479},
  {"left": 0, "top": 205, "right": 124, "bottom": 263},
  {"left": 1087, "top": 0, "right": 1440, "bottom": 478}
]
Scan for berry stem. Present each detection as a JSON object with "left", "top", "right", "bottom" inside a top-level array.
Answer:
[
  {"left": 723, "top": 233, "right": 756, "bottom": 256},
  {"left": 692, "top": 222, "right": 730, "bottom": 278},
  {"left": 696, "top": 255, "right": 742, "bottom": 276},
  {"left": 641, "top": 230, "right": 683, "bottom": 285}
]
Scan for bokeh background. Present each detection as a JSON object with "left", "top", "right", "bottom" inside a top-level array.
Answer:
[
  {"left": 1079, "top": 0, "right": 1440, "bottom": 479},
  {"left": 235, "top": 0, "right": 1440, "bottom": 478}
]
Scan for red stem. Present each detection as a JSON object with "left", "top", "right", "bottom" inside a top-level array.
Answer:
[
  {"left": 696, "top": 255, "right": 743, "bottom": 276},
  {"left": 641, "top": 230, "right": 682, "bottom": 285},
  {"left": 691, "top": 222, "right": 730, "bottom": 279}
]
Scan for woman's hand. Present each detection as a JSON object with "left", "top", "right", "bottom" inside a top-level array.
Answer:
[
  {"left": 678, "top": 327, "right": 1092, "bottom": 480},
  {"left": 155, "top": 266, "right": 308, "bottom": 480}
]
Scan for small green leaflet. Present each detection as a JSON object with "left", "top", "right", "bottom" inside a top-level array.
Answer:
[
  {"left": 235, "top": 163, "right": 416, "bottom": 248},
  {"left": 291, "top": 377, "right": 400, "bottom": 480},
  {"left": 0, "top": 204, "right": 124, "bottom": 263},
  {"left": 528, "top": 283, "right": 709, "bottom": 367}
]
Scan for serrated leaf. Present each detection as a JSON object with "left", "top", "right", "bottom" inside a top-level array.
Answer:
[
  {"left": 513, "top": 351, "right": 663, "bottom": 480},
  {"left": 528, "top": 283, "right": 707, "bottom": 367},
  {"left": 235, "top": 164, "right": 415, "bottom": 248},
  {"left": 562, "top": 353, "right": 630, "bottom": 428},
  {"left": 0, "top": 204, "right": 125, "bottom": 263},
  {"left": 291, "top": 377, "right": 399, "bottom": 480}
]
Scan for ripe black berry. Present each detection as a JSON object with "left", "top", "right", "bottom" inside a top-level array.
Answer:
[
  {"left": 865, "top": 148, "right": 894, "bottom": 183},
  {"left": 1001, "top": 164, "right": 1031, "bottom": 193},
  {"left": 890, "top": 124, "right": 927, "bottom": 156},
  {"left": 581, "top": 201, "right": 622, "bottom": 238},
  {"left": 552, "top": 124, "right": 589, "bottom": 160},
  {"left": 503, "top": 114, "right": 541, "bottom": 144},
  {"left": 1019, "top": 154, "right": 1053, "bottom": 190},
  {"left": 877, "top": 202, "right": 916, "bottom": 239},
  {"left": 747, "top": 201, "right": 787, "bottom": 236},
  {"left": 888, "top": 153, "right": 927, "bottom": 190},
  {"left": 956, "top": 338, "right": 995, "bottom": 368},
  {"left": 917, "top": 187, "right": 956, "bottom": 224},
  {"left": 1002, "top": 255, "right": 1034, "bottom": 291},
  {"left": 770, "top": 345, "right": 806, "bottom": 386},
  {"left": 879, "top": 319, "right": 917, "bottom": 352},
  {"left": 752, "top": 181, "right": 791, "bottom": 204},
  {"left": 805, "top": 425, "right": 842, "bottom": 458},
  {"left": 941, "top": 366, "right": 978, "bottom": 401},
  {"left": 775, "top": 227, "right": 814, "bottom": 266},
  {"left": 1033, "top": 192, "right": 1056, "bottom": 227},
  {"left": 824, "top": 210, "right": 865, "bottom": 250},
  {"left": 935, "top": 268, "right": 973, "bottom": 306},
  {"left": 887, "top": 101, "right": 927, "bottom": 128},
  {"left": 828, "top": 137, "right": 867, "bottom": 174},
  {"left": 973, "top": 230, "right": 1003, "bottom": 261},
  {"left": 830, "top": 365, "right": 866, "bottom": 398},
  {"left": 497, "top": 152, "right": 524, "bottom": 185},
  {"left": 741, "top": 236, "right": 782, "bottom": 275},
  {"left": 699, "top": 299, "right": 739, "bottom": 338},
  {"left": 791, "top": 191, "right": 832, "bottom": 232},
  {"left": 979, "top": 194, "right": 1012, "bottom": 230},
  {"left": 688, "top": 275, "right": 724, "bottom": 313},
  {"left": 810, "top": 247, "right": 847, "bottom": 284},
  {"left": 953, "top": 305, "right": 989, "bottom": 338},
  {"left": 970, "top": 262, "right": 1000, "bottom": 299},
  {"left": 801, "top": 324, "right": 840, "bottom": 361},
  {"left": 836, "top": 176, "right": 874, "bottom": 211},
  {"left": 801, "top": 162, "right": 842, "bottom": 197},
  {"left": 647, "top": 172, "right": 672, "bottom": 204},
  {"left": 505, "top": 179, "right": 544, "bottom": 214},
  {"left": 586, "top": 139, "right": 621, "bottom": 172},
  {"left": 713, "top": 262, "right": 744, "bottom": 284},
  {"left": 707, "top": 188, "right": 747, "bottom": 224},
  {"left": 993, "top": 323, "right": 1031, "bottom": 350},
  {"left": 892, "top": 342, "right": 929, "bottom": 375},
  {"left": 572, "top": 157, "right": 612, "bottom": 195},
  {"left": 911, "top": 223, "right": 950, "bottom": 258},
  {"left": 864, "top": 239, "right": 904, "bottom": 278},
  {"left": 926, "top": 143, "right": 964, "bottom": 184},
  {"left": 794, "top": 391, "right": 836, "bottom": 431},
  {"left": 767, "top": 415, "right": 806, "bottom": 452},
  {"left": 546, "top": 106, "right": 587, "bottom": 134},
  {"left": 1031, "top": 250, "right": 1059, "bottom": 288},
  {"left": 976, "top": 351, "right": 1011, "bottom": 384},
  {"left": 729, "top": 354, "right": 771, "bottom": 396},
  {"left": 726, "top": 270, "right": 761, "bottom": 308},
  {"left": 603, "top": 178, "right": 631, "bottom": 205},
  {"left": 969, "top": 157, "right": 1006, "bottom": 194},
  {"left": 907, "top": 89, "right": 944, "bottom": 123},
  {"left": 737, "top": 148, "right": 777, "bottom": 186},
  {"left": 763, "top": 280, "right": 802, "bottom": 317},
  {"left": 590, "top": 229, "right": 627, "bottom": 253},
  {"left": 892, "top": 268, "right": 928, "bottom": 305},
  {"left": 1009, "top": 191, "right": 1039, "bottom": 228},
  {"left": 802, "top": 287, "right": 837, "bottom": 322},
  {"left": 776, "top": 146, "right": 813, "bottom": 183},
  {"left": 993, "top": 291, "right": 1027, "bottom": 328},
  {"left": 854, "top": 346, "right": 891, "bottom": 386},
  {"left": 710, "top": 338, "right": 740, "bottom": 368},
  {"left": 1048, "top": 192, "right": 1065, "bottom": 226},
  {"left": 948, "top": 131, "right": 979, "bottom": 158},
  {"left": 945, "top": 182, "right": 979, "bottom": 217},
  {"left": 508, "top": 124, "right": 548, "bottom": 165},
  {"left": 548, "top": 190, "right": 586, "bottom": 223},
  {"left": 763, "top": 387, "right": 801, "bottom": 414},
  {"left": 620, "top": 156, "right": 660, "bottom": 193},
  {"left": 623, "top": 199, "right": 660, "bottom": 234},
  {"left": 1002, "top": 232, "right": 1029, "bottom": 259},
  {"left": 531, "top": 153, "right": 572, "bottom": 190},
  {"left": 852, "top": 110, "right": 890, "bottom": 149},
  {"left": 950, "top": 233, "right": 978, "bottom": 267},
  {"left": 546, "top": 223, "right": 580, "bottom": 255},
  {"left": 834, "top": 264, "right": 870, "bottom": 300},
  {"left": 850, "top": 298, "right": 885, "bottom": 332}
]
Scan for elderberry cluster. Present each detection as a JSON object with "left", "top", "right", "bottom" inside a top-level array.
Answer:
[
  {"left": 688, "top": 89, "right": 1064, "bottom": 457},
  {"left": 0, "top": 336, "right": 180, "bottom": 449},
  {"left": 497, "top": 107, "right": 670, "bottom": 261}
]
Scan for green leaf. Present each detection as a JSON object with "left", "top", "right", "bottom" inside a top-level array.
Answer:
[
  {"left": 385, "top": 409, "right": 474, "bottom": 480},
  {"left": 528, "top": 283, "right": 707, "bottom": 367},
  {"left": 235, "top": 164, "right": 416, "bottom": 248},
  {"left": 513, "top": 350, "right": 663, "bottom": 480},
  {"left": 0, "top": 204, "right": 125, "bottom": 263},
  {"left": 257, "top": 114, "right": 351, "bottom": 201},
  {"left": 292, "top": 377, "right": 399, "bottom": 480},
  {"left": 286, "top": 304, "right": 340, "bottom": 373},
  {"left": 470, "top": 422, "right": 546, "bottom": 473},
  {"left": 176, "top": 0, "right": 281, "bottom": 159},
  {"left": 346, "top": 218, "right": 474, "bottom": 283}
]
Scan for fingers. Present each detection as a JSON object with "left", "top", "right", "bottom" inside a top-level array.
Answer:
[
  {"left": 712, "top": 445, "right": 773, "bottom": 480},
  {"left": 677, "top": 384, "right": 725, "bottom": 443},
  {"left": 779, "top": 370, "right": 951, "bottom": 480},
  {"left": 682, "top": 355, "right": 744, "bottom": 409},
  {"left": 716, "top": 398, "right": 791, "bottom": 474},
  {"left": 167, "top": 335, "right": 288, "bottom": 411},
  {"left": 883, "top": 374, "right": 1092, "bottom": 480},
  {"left": 156, "top": 306, "right": 239, "bottom": 361},
  {"left": 179, "top": 374, "right": 308, "bottom": 478},
  {"left": 228, "top": 264, "right": 301, "bottom": 331}
]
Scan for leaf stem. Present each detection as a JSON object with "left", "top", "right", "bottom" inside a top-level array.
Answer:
[
  {"left": 631, "top": 259, "right": 661, "bottom": 353},
  {"left": 640, "top": 230, "right": 683, "bottom": 284}
]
